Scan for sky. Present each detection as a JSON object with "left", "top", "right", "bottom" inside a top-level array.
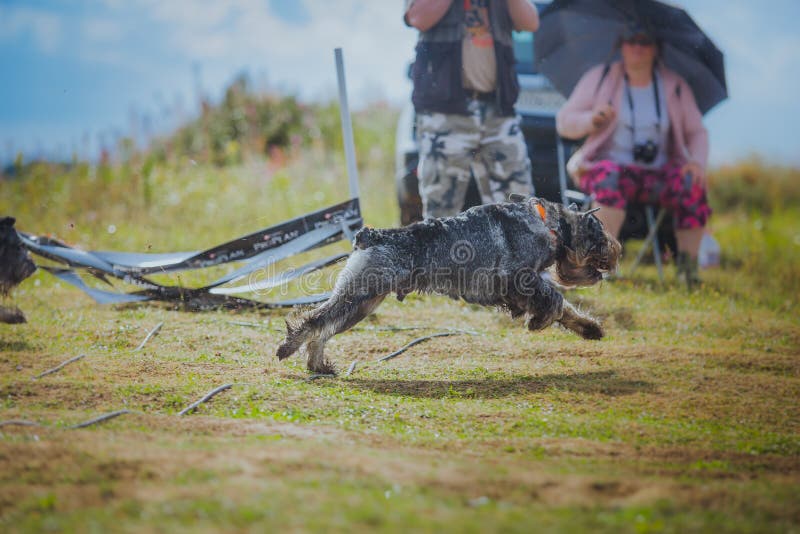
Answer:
[{"left": 1, "top": 0, "right": 799, "bottom": 167}]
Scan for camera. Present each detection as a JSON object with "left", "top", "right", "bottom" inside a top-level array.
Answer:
[{"left": 633, "top": 140, "right": 658, "bottom": 164}]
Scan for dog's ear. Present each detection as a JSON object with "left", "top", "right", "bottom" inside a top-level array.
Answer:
[
  {"left": 508, "top": 193, "right": 527, "bottom": 203},
  {"left": 579, "top": 208, "right": 609, "bottom": 246},
  {"left": 581, "top": 207, "right": 605, "bottom": 235},
  {"left": 1, "top": 217, "right": 16, "bottom": 227}
]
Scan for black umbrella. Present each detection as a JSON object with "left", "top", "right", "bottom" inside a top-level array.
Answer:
[{"left": 534, "top": 0, "right": 727, "bottom": 114}]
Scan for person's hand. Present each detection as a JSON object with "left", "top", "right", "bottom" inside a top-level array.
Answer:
[
  {"left": 591, "top": 104, "right": 616, "bottom": 132},
  {"left": 681, "top": 161, "right": 705, "bottom": 188}
]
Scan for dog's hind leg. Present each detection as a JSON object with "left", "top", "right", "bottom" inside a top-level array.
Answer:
[
  {"left": 302, "top": 293, "right": 387, "bottom": 374},
  {"left": 278, "top": 291, "right": 386, "bottom": 374},
  {"left": 558, "top": 299, "right": 603, "bottom": 340},
  {"left": 276, "top": 292, "right": 368, "bottom": 366},
  {"left": 276, "top": 247, "right": 393, "bottom": 373}
]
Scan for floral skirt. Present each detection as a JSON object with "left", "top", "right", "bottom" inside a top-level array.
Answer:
[{"left": 580, "top": 160, "right": 711, "bottom": 229}]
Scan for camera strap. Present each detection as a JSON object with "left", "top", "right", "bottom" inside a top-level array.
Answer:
[{"left": 623, "top": 70, "right": 661, "bottom": 144}]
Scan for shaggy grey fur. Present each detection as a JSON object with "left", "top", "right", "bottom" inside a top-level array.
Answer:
[{"left": 277, "top": 197, "right": 621, "bottom": 374}]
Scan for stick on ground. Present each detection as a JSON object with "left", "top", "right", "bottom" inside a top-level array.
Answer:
[
  {"left": 0, "top": 420, "right": 41, "bottom": 428},
  {"left": 352, "top": 325, "right": 428, "bottom": 332},
  {"left": 227, "top": 321, "right": 277, "bottom": 330},
  {"left": 134, "top": 321, "right": 164, "bottom": 351},
  {"left": 378, "top": 332, "right": 464, "bottom": 362},
  {"left": 344, "top": 330, "right": 478, "bottom": 377},
  {"left": 70, "top": 410, "right": 133, "bottom": 429},
  {"left": 33, "top": 354, "right": 86, "bottom": 380},
  {"left": 178, "top": 384, "right": 233, "bottom": 416}
]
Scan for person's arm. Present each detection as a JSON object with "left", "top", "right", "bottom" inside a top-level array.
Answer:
[
  {"left": 556, "top": 65, "right": 605, "bottom": 140},
  {"left": 405, "top": 0, "right": 454, "bottom": 31},
  {"left": 678, "top": 80, "right": 709, "bottom": 186},
  {"left": 507, "top": 0, "right": 539, "bottom": 32}
]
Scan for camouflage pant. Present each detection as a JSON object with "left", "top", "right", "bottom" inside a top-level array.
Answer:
[{"left": 416, "top": 99, "right": 533, "bottom": 219}]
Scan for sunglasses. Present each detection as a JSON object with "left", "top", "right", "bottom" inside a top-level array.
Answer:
[{"left": 624, "top": 35, "right": 655, "bottom": 46}]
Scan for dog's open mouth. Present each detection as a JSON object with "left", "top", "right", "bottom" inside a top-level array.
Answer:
[
  {"left": 588, "top": 238, "right": 622, "bottom": 274},
  {"left": 586, "top": 268, "right": 604, "bottom": 283},
  {"left": 591, "top": 260, "right": 614, "bottom": 273}
]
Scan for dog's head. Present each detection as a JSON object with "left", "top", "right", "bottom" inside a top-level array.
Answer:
[
  {"left": 537, "top": 200, "right": 621, "bottom": 287},
  {"left": 0, "top": 216, "right": 37, "bottom": 295}
]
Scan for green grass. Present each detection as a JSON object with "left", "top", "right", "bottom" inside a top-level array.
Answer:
[{"left": 1, "top": 115, "right": 799, "bottom": 532}]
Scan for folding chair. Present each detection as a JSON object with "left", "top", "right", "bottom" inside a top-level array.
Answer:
[
  {"left": 627, "top": 205, "right": 667, "bottom": 282},
  {"left": 554, "top": 133, "right": 673, "bottom": 283},
  {"left": 554, "top": 134, "right": 591, "bottom": 208},
  {"left": 627, "top": 173, "right": 694, "bottom": 283}
]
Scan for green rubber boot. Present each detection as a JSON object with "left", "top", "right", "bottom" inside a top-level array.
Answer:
[{"left": 676, "top": 252, "right": 701, "bottom": 290}]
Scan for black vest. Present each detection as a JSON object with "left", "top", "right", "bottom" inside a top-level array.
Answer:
[{"left": 410, "top": 0, "right": 519, "bottom": 116}]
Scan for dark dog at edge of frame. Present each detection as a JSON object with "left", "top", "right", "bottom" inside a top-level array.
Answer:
[{"left": 0, "top": 216, "right": 37, "bottom": 324}]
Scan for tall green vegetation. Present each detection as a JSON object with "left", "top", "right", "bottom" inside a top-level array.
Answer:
[
  {"left": 706, "top": 157, "right": 800, "bottom": 311},
  {"left": 1, "top": 77, "right": 797, "bottom": 312},
  {"left": 0, "top": 79, "right": 399, "bottom": 275},
  {"left": 708, "top": 156, "right": 800, "bottom": 214}
]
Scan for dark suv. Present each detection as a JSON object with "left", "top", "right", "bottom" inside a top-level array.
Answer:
[{"left": 394, "top": 22, "right": 574, "bottom": 225}]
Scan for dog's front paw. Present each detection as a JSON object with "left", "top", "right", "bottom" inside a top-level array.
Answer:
[
  {"left": 581, "top": 323, "right": 604, "bottom": 340},
  {"left": 525, "top": 312, "right": 556, "bottom": 331},
  {"left": 573, "top": 319, "right": 604, "bottom": 340},
  {"left": 558, "top": 302, "right": 604, "bottom": 340},
  {"left": 0, "top": 305, "right": 26, "bottom": 324}
]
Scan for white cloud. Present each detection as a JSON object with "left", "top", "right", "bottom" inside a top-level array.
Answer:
[
  {"left": 6, "top": 0, "right": 798, "bottom": 165},
  {"left": 100, "top": 0, "right": 416, "bottom": 103},
  {"left": 677, "top": 1, "right": 800, "bottom": 164},
  {"left": 0, "top": 6, "right": 62, "bottom": 54},
  {"left": 685, "top": 1, "right": 800, "bottom": 105},
  {"left": 83, "top": 17, "right": 124, "bottom": 43}
]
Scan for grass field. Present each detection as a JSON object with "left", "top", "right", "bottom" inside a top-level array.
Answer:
[{"left": 1, "top": 124, "right": 799, "bottom": 532}]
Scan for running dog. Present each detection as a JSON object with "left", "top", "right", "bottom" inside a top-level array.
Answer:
[{"left": 277, "top": 197, "right": 621, "bottom": 374}]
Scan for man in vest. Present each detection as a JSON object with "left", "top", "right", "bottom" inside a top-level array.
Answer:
[{"left": 405, "top": 0, "right": 540, "bottom": 218}]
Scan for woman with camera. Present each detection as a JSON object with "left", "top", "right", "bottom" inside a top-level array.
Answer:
[{"left": 556, "top": 23, "right": 710, "bottom": 283}]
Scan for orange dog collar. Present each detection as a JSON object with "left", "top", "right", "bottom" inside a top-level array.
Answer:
[{"left": 535, "top": 202, "right": 547, "bottom": 221}]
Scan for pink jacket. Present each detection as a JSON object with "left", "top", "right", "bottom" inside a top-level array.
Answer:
[{"left": 556, "top": 61, "right": 709, "bottom": 177}]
